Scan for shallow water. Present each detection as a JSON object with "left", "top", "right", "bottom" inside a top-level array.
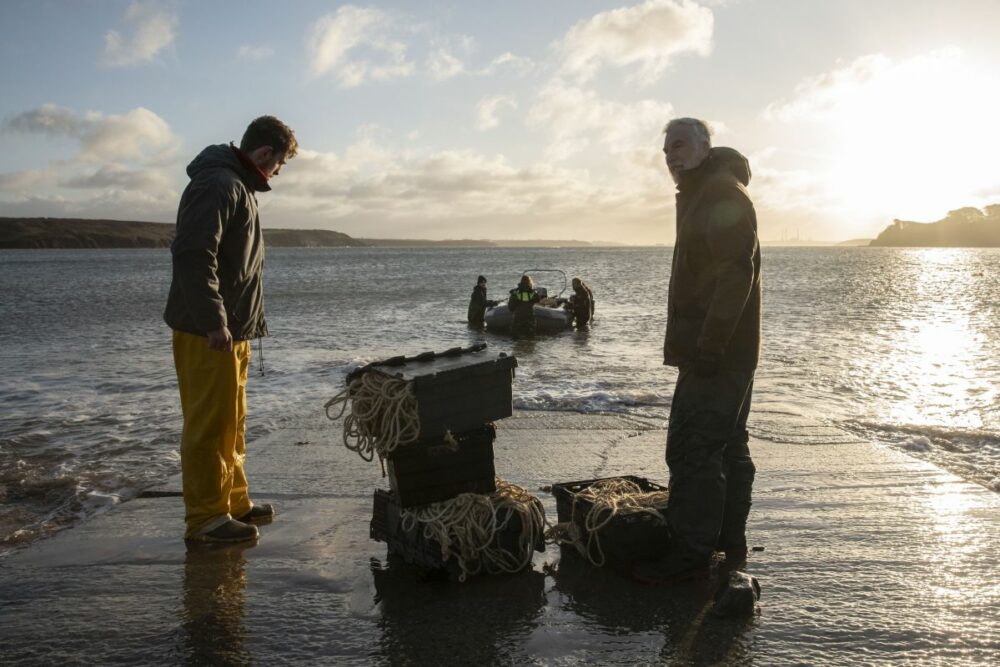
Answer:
[{"left": 1, "top": 246, "right": 998, "bottom": 553}]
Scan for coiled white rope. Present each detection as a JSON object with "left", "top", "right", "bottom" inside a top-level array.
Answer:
[
  {"left": 400, "top": 478, "right": 546, "bottom": 582},
  {"left": 324, "top": 372, "right": 421, "bottom": 462},
  {"left": 545, "top": 478, "right": 669, "bottom": 567}
]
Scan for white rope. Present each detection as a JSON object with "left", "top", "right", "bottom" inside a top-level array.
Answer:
[
  {"left": 545, "top": 478, "right": 669, "bottom": 567},
  {"left": 399, "top": 478, "right": 546, "bottom": 582},
  {"left": 324, "top": 372, "right": 420, "bottom": 462},
  {"left": 481, "top": 479, "right": 547, "bottom": 576}
]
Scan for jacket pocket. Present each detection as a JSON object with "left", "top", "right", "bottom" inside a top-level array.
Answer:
[{"left": 665, "top": 315, "right": 703, "bottom": 362}]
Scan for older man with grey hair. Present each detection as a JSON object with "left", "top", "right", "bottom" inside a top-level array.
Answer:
[{"left": 634, "top": 117, "right": 762, "bottom": 584}]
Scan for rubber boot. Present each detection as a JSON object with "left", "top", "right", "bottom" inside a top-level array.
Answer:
[{"left": 717, "top": 456, "right": 755, "bottom": 568}]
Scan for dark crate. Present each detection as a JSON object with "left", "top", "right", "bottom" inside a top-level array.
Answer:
[
  {"left": 492, "top": 498, "right": 546, "bottom": 559},
  {"left": 371, "top": 488, "right": 452, "bottom": 574},
  {"left": 349, "top": 344, "right": 517, "bottom": 441},
  {"left": 387, "top": 424, "right": 497, "bottom": 508},
  {"left": 370, "top": 488, "right": 545, "bottom": 577},
  {"left": 551, "top": 475, "right": 671, "bottom": 566}
]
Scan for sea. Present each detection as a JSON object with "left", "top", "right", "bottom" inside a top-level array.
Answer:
[{"left": 1, "top": 246, "right": 998, "bottom": 556}]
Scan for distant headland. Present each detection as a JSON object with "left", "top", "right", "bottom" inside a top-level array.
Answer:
[
  {"left": 0, "top": 217, "right": 609, "bottom": 249},
  {"left": 0, "top": 217, "right": 364, "bottom": 249},
  {"left": 869, "top": 205, "right": 1000, "bottom": 247}
]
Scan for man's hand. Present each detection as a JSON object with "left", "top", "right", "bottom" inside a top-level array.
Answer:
[
  {"left": 207, "top": 326, "right": 233, "bottom": 352},
  {"left": 693, "top": 350, "right": 722, "bottom": 378}
]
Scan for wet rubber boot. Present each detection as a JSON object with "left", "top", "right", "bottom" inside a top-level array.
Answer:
[
  {"left": 717, "top": 456, "right": 755, "bottom": 570},
  {"left": 237, "top": 503, "right": 275, "bottom": 524},
  {"left": 712, "top": 571, "right": 761, "bottom": 617},
  {"left": 632, "top": 542, "right": 711, "bottom": 585},
  {"left": 188, "top": 519, "right": 259, "bottom": 543}
]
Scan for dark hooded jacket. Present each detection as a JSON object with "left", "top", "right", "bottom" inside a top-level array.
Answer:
[
  {"left": 164, "top": 144, "right": 270, "bottom": 340},
  {"left": 570, "top": 282, "right": 594, "bottom": 325},
  {"left": 468, "top": 283, "right": 488, "bottom": 324},
  {"left": 663, "top": 146, "right": 761, "bottom": 370}
]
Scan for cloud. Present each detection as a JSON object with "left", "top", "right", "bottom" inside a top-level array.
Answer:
[
  {"left": 307, "top": 5, "right": 415, "bottom": 87},
  {"left": 744, "top": 148, "right": 833, "bottom": 212},
  {"left": 559, "top": 0, "right": 713, "bottom": 84},
  {"left": 426, "top": 34, "right": 476, "bottom": 81},
  {"left": 480, "top": 52, "right": 535, "bottom": 77},
  {"left": 528, "top": 80, "right": 674, "bottom": 160},
  {"left": 763, "top": 53, "right": 894, "bottom": 122},
  {"left": 0, "top": 168, "right": 53, "bottom": 192},
  {"left": 59, "top": 164, "right": 174, "bottom": 191},
  {"left": 5, "top": 104, "right": 178, "bottom": 162},
  {"left": 280, "top": 146, "right": 586, "bottom": 219},
  {"left": 0, "top": 104, "right": 181, "bottom": 219},
  {"left": 306, "top": 7, "right": 534, "bottom": 86},
  {"left": 0, "top": 187, "right": 178, "bottom": 221},
  {"left": 428, "top": 42, "right": 539, "bottom": 81},
  {"left": 5, "top": 104, "right": 81, "bottom": 136},
  {"left": 103, "top": 1, "right": 177, "bottom": 67},
  {"left": 236, "top": 45, "right": 275, "bottom": 62},
  {"left": 476, "top": 95, "right": 518, "bottom": 131},
  {"left": 427, "top": 47, "right": 466, "bottom": 81},
  {"left": 264, "top": 132, "right": 675, "bottom": 241}
]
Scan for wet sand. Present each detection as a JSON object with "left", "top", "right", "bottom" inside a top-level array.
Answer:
[{"left": 1, "top": 411, "right": 998, "bottom": 665}]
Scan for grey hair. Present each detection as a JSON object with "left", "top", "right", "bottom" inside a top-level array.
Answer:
[{"left": 664, "top": 117, "right": 712, "bottom": 146}]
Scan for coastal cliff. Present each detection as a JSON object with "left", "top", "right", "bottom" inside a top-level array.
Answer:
[
  {"left": 870, "top": 205, "right": 1000, "bottom": 247},
  {"left": 0, "top": 217, "right": 366, "bottom": 249}
]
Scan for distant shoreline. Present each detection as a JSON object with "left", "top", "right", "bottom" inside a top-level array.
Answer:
[
  {"left": 0, "top": 217, "right": 626, "bottom": 249},
  {"left": 8, "top": 213, "right": 1000, "bottom": 250}
]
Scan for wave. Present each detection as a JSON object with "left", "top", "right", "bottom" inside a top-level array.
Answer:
[
  {"left": 514, "top": 390, "right": 669, "bottom": 418},
  {"left": 845, "top": 420, "right": 1000, "bottom": 492},
  {"left": 0, "top": 438, "right": 176, "bottom": 557}
]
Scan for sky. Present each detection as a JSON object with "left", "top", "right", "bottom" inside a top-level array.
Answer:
[{"left": 2, "top": 0, "right": 1000, "bottom": 244}]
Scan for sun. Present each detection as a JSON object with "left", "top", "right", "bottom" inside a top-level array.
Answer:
[{"left": 823, "top": 49, "right": 1000, "bottom": 224}]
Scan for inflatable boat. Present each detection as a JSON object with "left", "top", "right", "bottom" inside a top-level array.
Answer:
[{"left": 483, "top": 269, "right": 574, "bottom": 334}]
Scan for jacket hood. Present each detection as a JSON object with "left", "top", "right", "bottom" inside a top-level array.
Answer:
[
  {"left": 708, "top": 146, "right": 751, "bottom": 186},
  {"left": 186, "top": 144, "right": 271, "bottom": 192}
]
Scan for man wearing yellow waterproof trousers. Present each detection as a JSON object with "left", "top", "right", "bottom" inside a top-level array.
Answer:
[{"left": 164, "top": 116, "right": 297, "bottom": 542}]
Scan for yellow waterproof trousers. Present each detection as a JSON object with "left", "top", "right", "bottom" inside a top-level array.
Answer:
[{"left": 172, "top": 330, "right": 253, "bottom": 538}]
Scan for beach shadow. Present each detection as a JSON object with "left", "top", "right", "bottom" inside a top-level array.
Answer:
[
  {"left": 177, "top": 541, "right": 257, "bottom": 665},
  {"left": 371, "top": 556, "right": 546, "bottom": 666},
  {"left": 550, "top": 550, "right": 756, "bottom": 666}
]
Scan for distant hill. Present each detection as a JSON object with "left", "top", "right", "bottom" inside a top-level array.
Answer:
[
  {"left": 263, "top": 228, "right": 363, "bottom": 247},
  {"left": 870, "top": 205, "right": 1000, "bottom": 247},
  {"left": 0, "top": 217, "right": 176, "bottom": 249},
  {"left": 0, "top": 217, "right": 366, "bottom": 249}
]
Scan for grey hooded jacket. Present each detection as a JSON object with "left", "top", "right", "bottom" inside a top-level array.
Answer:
[
  {"left": 663, "top": 146, "right": 761, "bottom": 370},
  {"left": 163, "top": 144, "right": 270, "bottom": 341}
]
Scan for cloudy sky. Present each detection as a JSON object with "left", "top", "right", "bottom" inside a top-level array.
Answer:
[{"left": 2, "top": 0, "right": 999, "bottom": 243}]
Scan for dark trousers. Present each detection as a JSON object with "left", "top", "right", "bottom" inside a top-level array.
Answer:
[
  {"left": 511, "top": 316, "right": 535, "bottom": 338},
  {"left": 665, "top": 366, "right": 756, "bottom": 557}
]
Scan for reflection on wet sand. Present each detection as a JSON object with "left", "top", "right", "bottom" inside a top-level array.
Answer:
[
  {"left": 371, "top": 556, "right": 546, "bottom": 666},
  {"left": 550, "top": 549, "right": 756, "bottom": 665},
  {"left": 178, "top": 541, "right": 256, "bottom": 665}
]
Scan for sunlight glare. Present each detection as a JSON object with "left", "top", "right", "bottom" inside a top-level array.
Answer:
[{"left": 826, "top": 50, "right": 1000, "bottom": 223}]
